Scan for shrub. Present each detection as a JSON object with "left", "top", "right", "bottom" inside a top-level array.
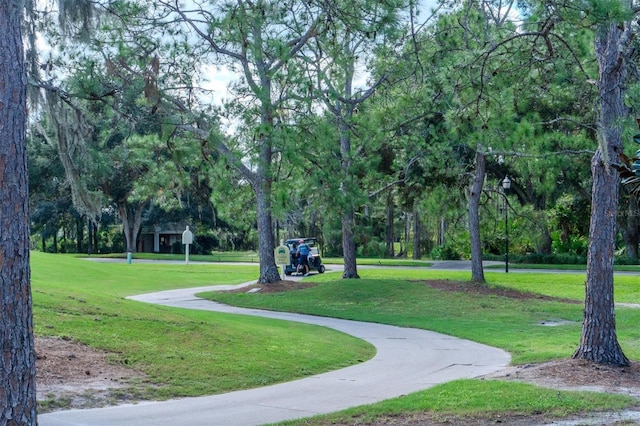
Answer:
[
  {"left": 484, "top": 252, "right": 586, "bottom": 265},
  {"left": 431, "top": 244, "right": 461, "bottom": 260},
  {"left": 171, "top": 241, "right": 183, "bottom": 254},
  {"left": 195, "top": 231, "right": 219, "bottom": 254},
  {"left": 615, "top": 256, "right": 640, "bottom": 265}
]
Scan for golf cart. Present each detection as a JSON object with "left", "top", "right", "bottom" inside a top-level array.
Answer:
[{"left": 284, "top": 237, "right": 326, "bottom": 276}]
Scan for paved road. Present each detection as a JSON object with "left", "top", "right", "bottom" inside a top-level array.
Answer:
[{"left": 39, "top": 281, "right": 511, "bottom": 426}]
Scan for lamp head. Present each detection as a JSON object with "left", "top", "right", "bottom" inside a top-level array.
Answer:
[{"left": 502, "top": 176, "right": 511, "bottom": 190}]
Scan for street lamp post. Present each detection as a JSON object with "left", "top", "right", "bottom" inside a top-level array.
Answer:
[{"left": 502, "top": 176, "right": 511, "bottom": 273}]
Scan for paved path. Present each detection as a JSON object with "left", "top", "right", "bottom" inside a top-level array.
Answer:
[{"left": 39, "top": 282, "right": 510, "bottom": 426}]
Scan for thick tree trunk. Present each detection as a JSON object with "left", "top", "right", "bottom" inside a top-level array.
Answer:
[
  {"left": 339, "top": 168, "right": 359, "bottom": 278},
  {"left": 342, "top": 207, "right": 360, "bottom": 278},
  {"left": 337, "top": 100, "right": 359, "bottom": 279},
  {"left": 573, "top": 21, "right": 628, "bottom": 366},
  {"left": 251, "top": 79, "right": 280, "bottom": 284},
  {"left": 0, "top": 1, "right": 38, "bottom": 422},
  {"left": 536, "top": 222, "right": 553, "bottom": 255},
  {"left": 468, "top": 149, "right": 486, "bottom": 283},
  {"left": 573, "top": 149, "right": 628, "bottom": 365},
  {"left": 255, "top": 180, "right": 280, "bottom": 284},
  {"left": 118, "top": 200, "right": 149, "bottom": 254},
  {"left": 338, "top": 111, "right": 358, "bottom": 277}
]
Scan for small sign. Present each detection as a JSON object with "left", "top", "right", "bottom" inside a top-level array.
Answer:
[
  {"left": 182, "top": 226, "right": 194, "bottom": 264},
  {"left": 182, "top": 226, "right": 193, "bottom": 245},
  {"left": 274, "top": 245, "right": 289, "bottom": 266}
]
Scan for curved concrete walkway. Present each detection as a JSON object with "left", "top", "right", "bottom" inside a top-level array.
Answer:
[{"left": 39, "top": 282, "right": 510, "bottom": 426}]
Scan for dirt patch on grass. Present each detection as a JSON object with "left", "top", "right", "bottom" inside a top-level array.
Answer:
[
  {"left": 228, "top": 279, "right": 319, "bottom": 293},
  {"left": 420, "top": 279, "right": 581, "bottom": 304},
  {"left": 36, "top": 336, "right": 146, "bottom": 412},
  {"left": 484, "top": 358, "right": 640, "bottom": 398}
]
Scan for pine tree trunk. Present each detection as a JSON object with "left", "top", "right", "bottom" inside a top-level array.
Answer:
[
  {"left": 573, "top": 20, "right": 628, "bottom": 366},
  {"left": 342, "top": 207, "right": 360, "bottom": 278},
  {"left": 255, "top": 181, "right": 280, "bottom": 284},
  {"left": 94, "top": 222, "right": 100, "bottom": 254},
  {"left": 77, "top": 215, "right": 84, "bottom": 253},
  {"left": 338, "top": 103, "right": 359, "bottom": 279},
  {"left": 87, "top": 216, "right": 93, "bottom": 255},
  {"left": 438, "top": 218, "right": 446, "bottom": 246},
  {"left": 573, "top": 149, "right": 629, "bottom": 365},
  {"left": 0, "top": 1, "right": 38, "bottom": 421},
  {"left": 385, "top": 192, "right": 394, "bottom": 257},
  {"left": 469, "top": 148, "right": 486, "bottom": 283},
  {"left": 413, "top": 208, "right": 422, "bottom": 260},
  {"left": 253, "top": 87, "right": 280, "bottom": 284}
]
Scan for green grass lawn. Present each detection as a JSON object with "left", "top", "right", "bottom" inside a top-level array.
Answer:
[
  {"left": 323, "top": 257, "right": 433, "bottom": 267},
  {"left": 31, "top": 252, "right": 374, "bottom": 410},
  {"left": 32, "top": 251, "right": 640, "bottom": 421},
  {"left": 485, "top": 263, "right": 640, "bottom": 272},
  {"left": 93, "top": 250, "right": 262, "bottom": 263},
  {"left": 201, "top": 267, "right": 640, "bottom": 424},
  {"left": 97, "top": 251, "right": 434, "bottom": 267},
  {"left": 273, "top": 379, "right": 637, "bottom": 425},
  {"left": 203, "top": 268, "right": 640, "bottom": 363},
  {"left": 99, "top": 250, "right": 640, "bottom": 272}
]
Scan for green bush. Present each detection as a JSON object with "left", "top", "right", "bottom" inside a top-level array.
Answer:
[
  {"left": 171, "top": 240, "right": 183, "bottom": 254},
  {"left": 358, "top": 240, "right": 386, "bottom": 258},
  {"left": 59, "top": 240, "right": 77, "bottom": 254},
  {"left": 550, "top": 231, "right": 588, "bottom": 256},
  {"left": 195, "top": 231, "right": 219, "bottom": 253},
  {"left": 98, "top": 227, "right": 124, "bottom": 253},
  {"left": 484, "top": 252, "right": 586, "bottom": 265},
  {"left": 431, "top": 244, "right": 461, "bottom": 260},
  {"left": 615, "top": 256, "right": 640, "bottom": 265}
]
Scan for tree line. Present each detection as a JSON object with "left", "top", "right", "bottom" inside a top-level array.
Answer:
[{"left": 28, "top": 1, "right": 640, "bottom": 270}]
